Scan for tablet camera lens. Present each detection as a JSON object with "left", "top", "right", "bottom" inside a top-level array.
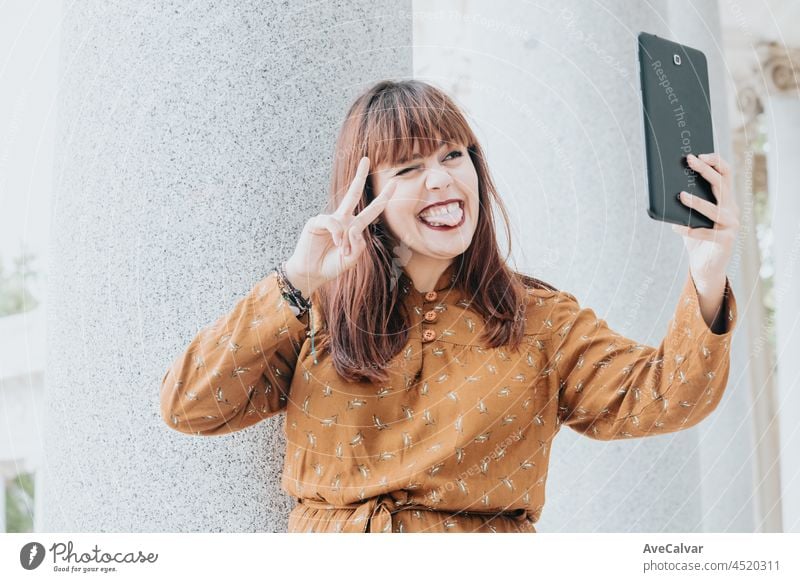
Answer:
[{"left": 673, "top": 54, "right": 682, "bottom": 66}]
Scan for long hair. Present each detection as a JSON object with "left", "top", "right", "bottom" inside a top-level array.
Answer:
[{"left": 310, "top": 79, "right": 557, "bottom": 384}]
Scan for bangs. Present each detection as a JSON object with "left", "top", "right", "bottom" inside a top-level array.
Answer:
[{"left": 361, "top": 84, "right": 475, "bottom": 169}]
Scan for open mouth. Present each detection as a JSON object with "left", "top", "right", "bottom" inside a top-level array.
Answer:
[{"left": 417, "top": 201, "right": 465, "bottom": 231}]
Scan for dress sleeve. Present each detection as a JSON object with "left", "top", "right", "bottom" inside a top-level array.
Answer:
[
  {"left": 550, "top": 273, "right": 738, "bottom": 440},
  {"left": 160, "top": 271, "right": 309, "bottom": 436}
]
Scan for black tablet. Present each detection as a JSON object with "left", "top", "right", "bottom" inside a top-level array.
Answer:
[{"left": 638, "top": 32, "right": 715, "bottom": 228}]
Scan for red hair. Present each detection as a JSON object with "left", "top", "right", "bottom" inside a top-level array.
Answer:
[{"left": 311, "top": 80, "right": 557, "bottom": 383}]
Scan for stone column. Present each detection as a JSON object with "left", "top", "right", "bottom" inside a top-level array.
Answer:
[
  {"left": 42, "top": 1, "right": 411, "bottom": 532},
  {"left": 414, "top": 0, "right": 754, "bottom": 531},
  {"left": 727, "top": 37, "right": 800, "bottom": 532},
  {"left": 765, "top": 93, "right": 800, "bottom": 534}
]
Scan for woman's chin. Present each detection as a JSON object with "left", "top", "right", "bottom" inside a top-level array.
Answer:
[{"left": 418, "top": 228, "right": 474, "bottom": 252}]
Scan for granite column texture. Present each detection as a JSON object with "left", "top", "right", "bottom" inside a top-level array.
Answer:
[
  {"left": 42, "top": 2, "right": 412, "bottom": 532},
  {"left": 414, "top": 0, "right": 753, "bottom": 532}
]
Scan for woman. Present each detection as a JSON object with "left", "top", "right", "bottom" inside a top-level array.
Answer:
[{"left": 160, "top": 80, "right": 739, "bottom": 533}]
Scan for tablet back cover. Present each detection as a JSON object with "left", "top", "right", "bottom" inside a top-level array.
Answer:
[{"left": 638, "top": 32, "right": 715, "bottom": 228}]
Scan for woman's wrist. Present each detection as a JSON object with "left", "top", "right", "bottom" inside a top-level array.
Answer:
[
  {"left": 692, "top": 272, "right": 728, "bottom": 333},
  {"left": 283, "top": 260, "right": 323, "bottom": 299},
  {"left": 274, "top": 262, "right": 312, "bottom": 320}
]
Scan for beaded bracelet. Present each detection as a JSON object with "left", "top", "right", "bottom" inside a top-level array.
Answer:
[
  {"left": 274, "top": 262, "right": 318, "bottom": 364},
  {"left": 275, "top": 262, "right": 312, "bottom": 317}
]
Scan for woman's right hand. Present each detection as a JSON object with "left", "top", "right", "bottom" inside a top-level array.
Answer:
[{"left": 284, "top": 157, "right": 398, "bottom": 294}]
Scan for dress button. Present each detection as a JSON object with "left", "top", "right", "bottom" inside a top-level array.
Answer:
[
  {"left": 424, "top": 291, "right": 438, "bottom": 302},
  {"left": 422, "top": 329, "right": 437, "bottom": 342},
  {"left": 423, "top": 310, "right": 438, "bottom": 323}
]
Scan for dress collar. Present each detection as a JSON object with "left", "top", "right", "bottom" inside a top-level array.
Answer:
[{"left": 398, "top": 260, "right": 460, "bottom": 300}]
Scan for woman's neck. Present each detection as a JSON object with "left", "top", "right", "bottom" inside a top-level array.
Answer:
[{"left": 403, "top": 258, "right": 454, "bottom": 293}]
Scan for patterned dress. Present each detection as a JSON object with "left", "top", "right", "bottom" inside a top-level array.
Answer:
[{"left": 160, "top": 262, "right": 737, "bottom": 533}]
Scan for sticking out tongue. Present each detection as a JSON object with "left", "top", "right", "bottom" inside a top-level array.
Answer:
[{"left": 420, "top": 206, "right": 463, "bottom": 226}]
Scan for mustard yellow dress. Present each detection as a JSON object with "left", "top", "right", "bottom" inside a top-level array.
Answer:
[{"left": 160, "top": 262, "right": 737, "bottom": 533}]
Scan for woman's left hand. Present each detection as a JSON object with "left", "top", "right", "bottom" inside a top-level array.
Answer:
[{"left": 671, "top": 152, "right": 740, "bottom": 289}]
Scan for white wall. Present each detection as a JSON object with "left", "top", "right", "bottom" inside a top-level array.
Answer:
[
  {"left": 0, "top": 0, "right": 61, "bottom": 300},
  {"left": 0, "top": 0, "right": 62, "bottom": 532},
  {"left": 765, "top": 95, "right": 800, "bottom": 533}
]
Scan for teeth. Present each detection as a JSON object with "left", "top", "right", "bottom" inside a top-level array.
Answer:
[
  {"left": 419, "top": 201, "right": 460, "bottom": 219},
  {"left": 420, "top": 205, "right": 463, "bottom": 228}
]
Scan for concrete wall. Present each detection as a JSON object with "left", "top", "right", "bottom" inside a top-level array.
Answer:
[{"left": 42, "top": 1, "right": 412, "bottom": 532}]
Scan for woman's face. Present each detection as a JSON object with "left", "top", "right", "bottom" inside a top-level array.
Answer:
[{"left": 371, "top": 141, "right": 480, "bottom": 265}]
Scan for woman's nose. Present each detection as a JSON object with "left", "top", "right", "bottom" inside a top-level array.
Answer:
[{"left": 425, "top": 167, "right": 453, "bottom": 190}]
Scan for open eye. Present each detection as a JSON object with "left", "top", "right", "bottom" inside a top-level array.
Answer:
[{"left": 445, "top": 149, "right": 463, "bottom": 160}]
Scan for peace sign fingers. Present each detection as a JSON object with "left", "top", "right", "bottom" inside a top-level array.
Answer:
[
  {"left": 351, "top": 178, "right": 398, "bottom": 231},
  {"left": 334, "top": 157, "right": 371, "bottom": 219},
  {"left": 342, "top": 179, "right": 398, "bottom": 256}
]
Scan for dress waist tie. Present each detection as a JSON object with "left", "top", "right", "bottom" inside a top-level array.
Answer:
[{"left": 297, "top": 491, "right": 530, "bottom": 533}]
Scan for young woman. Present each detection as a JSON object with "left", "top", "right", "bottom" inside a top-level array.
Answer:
[{"left": 160, "top": 80, "right": 739, "bottom": 533}]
